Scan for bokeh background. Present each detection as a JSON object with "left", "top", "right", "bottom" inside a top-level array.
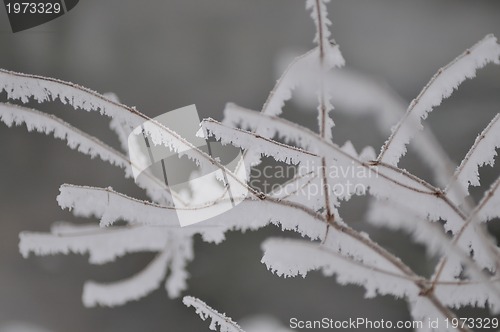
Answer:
[{"left": 0, "top": 1, "right": 499, "bottom": 331}]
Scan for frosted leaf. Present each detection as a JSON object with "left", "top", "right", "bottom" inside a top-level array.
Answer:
[
  {"left": 0, "top": 69, "right": 142, "bottom": 128},
  {"left": 19, "top": 223, "right": 169, "bottom": 265},
  {"left": 57, "top": 184, "right": 179, "bottom": 227},
  {"left": 0, "top": 103, "right": 129, "bottom": 171},
  {"left": 201, "top": 118, "right": 318, "bottom": 166},
  {"left": 306, "top": 0, "right": 332, "bottom": 51},
  {"left": 261, "top": 238, "right": 418, "bottom": 299},
  {"left": 0, "top": 102, "right": 172, "bottom": 205},
  {"left": 378, "top": 34, "right": 500, "bottom": 166},
  {"left": 434, "top": 279, "right": 500, "bottom": 313},
  {"left": 183, "top": 296, "right": 245, "bottom": 332},
  {"left": 447, "top": 114, "right": 500, "bottom": 205},
  {"left": 475, "top": 177, "right": 500, "bottom": 222},
  {"left": 83, "top": 250, "right": 171, "bottom": 307}
]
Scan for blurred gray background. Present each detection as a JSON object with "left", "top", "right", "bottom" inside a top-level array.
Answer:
[{"left": 0, "top": 1, "right": 499, "bottom": 331}]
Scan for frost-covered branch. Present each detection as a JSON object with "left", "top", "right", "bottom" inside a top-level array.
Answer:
[
  {"left": 183, "top": 296, "right": 245, "bottom": 332},
  {"left": 201, "top": 118, "right": 318, "bottom": 165},
  {"left": 20, "top": 223, "right": 169, "bottom": 264},
  {"left": 0, "top": 102, "right": 174, "bottom": 204},
  {"left": 377, "top": 34, "right": 500, "bottom": 166},
  {"left": 446, "top": 113, "right": 500, "bottom": 205}
]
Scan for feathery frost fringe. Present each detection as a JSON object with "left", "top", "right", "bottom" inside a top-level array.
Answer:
[
  {"left": 378, "top": 34, "right": 500, "bottom": 166},
  {"left": 0, "top": 102, "right": 173, "bottom": 204},
  {"left": 183, "top": 296, "right": 245, "bottom": 332},
  {"left": 0, "top": 69, "right": 142, "bottom": 128},
  {"left": 475, "top": 177, "right": 500, "bottom": 222},
  {"left": 57, "top": 184, "right": 179, "bottom": 227},
  {"left": 306, "top": 0, "right": 332, "bottom": 50},
  {"left": 224, "top": 103, "right": 319, "bottom": 152},
  {"left": 57, "top": 184, "right": 326, "bottom": 240},
  {"left": 0, "top": 103, "right": 128, "bottom": 169},
  {"left": 20, "top": 223, "right": 170, "bottom": 265},
  {"left": 201, "top": 118, "right": 318, "bottom": 165},
  {"left": 446, "top": 113, "right": 500, "bottom": 205},
  {"left": 262, "top": 238, "right": 417, "bottom": 299}
]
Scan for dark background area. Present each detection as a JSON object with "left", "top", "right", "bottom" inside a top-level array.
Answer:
[{"left": 0, "top": 1, "right": 499, "bottom": 331}]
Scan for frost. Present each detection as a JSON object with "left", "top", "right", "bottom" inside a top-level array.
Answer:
[
  {"left": 201, "top": 118, "right": 318, "bottom": 166},
  {"left": 0, "top": 103, "right": 129, "bottom": 170},
  {"left": 183, "top": 296, "right": 245, "bottom": 332},
  {"left": 2, "top": 1, "right": 500, "bottom": 327},
  {"left": 223, "top": 103, "right": 319, "bottom": 152},
  {"left": 20, "top": 223, "right": 169, "bottom": 265},
  {"left": 56, "top": 184, "right": 179, "bottom": 227},
  {"left": 0, "top": 102, "right": 172, "bottom": 205},
  {"left": 447, "top": 114, "right": 500, "bottom": 205},
  {"left": 0, "top": 69, "right": 143, "bottom": 128},
  {"left": 378, "top": 34, "right": 500, "bottom": 166},
  {"left": 262, "top": 238, "right": 418, "bottom": 299}
]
